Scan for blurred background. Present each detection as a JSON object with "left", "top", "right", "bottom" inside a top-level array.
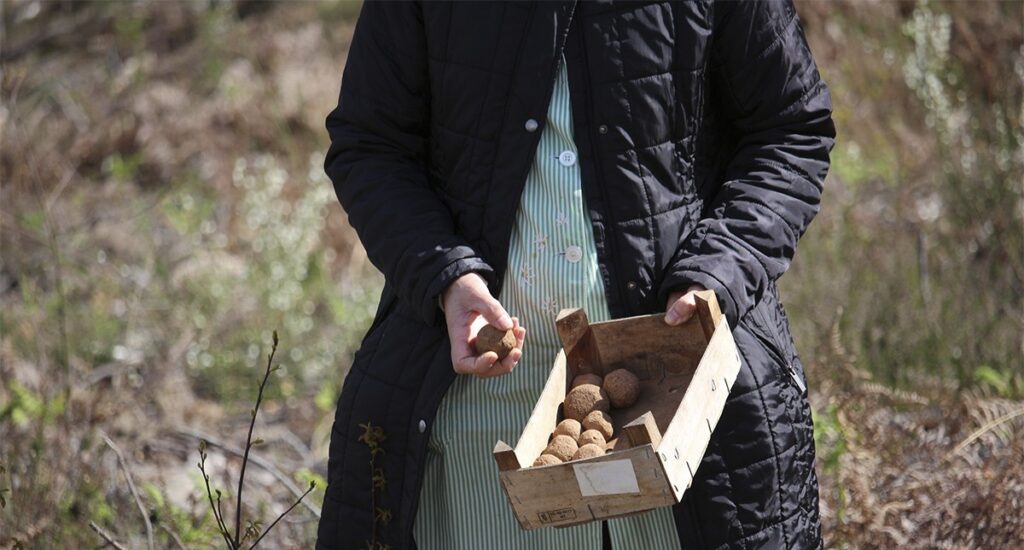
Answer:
[{"left": 1, "top": 0, "right": 1021, "bottom": 547}]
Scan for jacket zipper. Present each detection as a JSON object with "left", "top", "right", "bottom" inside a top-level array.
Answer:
[{"left": 751, "top": 309, "right": 807, "bottom": 394}]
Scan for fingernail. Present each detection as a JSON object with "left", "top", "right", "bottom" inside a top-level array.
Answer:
[
  {"left": 498, "top": 314, "right": 513, "bottom": 330},
  {"left": 665, "top": 309, "right": 680, "bottom": 325}
]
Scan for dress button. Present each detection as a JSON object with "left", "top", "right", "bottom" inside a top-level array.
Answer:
[
  {"left": 598, "top": 124, "right": 608, "bottom": 135},
  {"left": 525, "top": 118, "right": 539, "bottom": 132},
  {"left": 627, "top": 281, "right": 637, "bottom": 290},
  {"left": 557, "top": 150, "right": 577, "bottom": 167},
  {"left": 418, "top": 419, "right": 427, "bottom": 433},
  {"left": 565, "top": 245, "right": 583, "bottom": 263}
]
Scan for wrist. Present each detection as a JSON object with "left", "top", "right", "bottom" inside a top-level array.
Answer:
[{"left": 440, "top": 272, "right": 488, "bottom": 313}]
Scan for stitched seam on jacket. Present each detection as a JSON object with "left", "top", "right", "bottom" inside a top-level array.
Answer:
[
  {"left": 582, "top": 1, "right": 670, "bottom": 19},
  {"left": 709, "top": 505, "right": 808, "bottom": 550},
  {"left": 752, "top": 9, "right": 799, "bottom": 64},
  {"left": 761, "top": 156, "right": 819, "bottom": 194},
  {"left": 745, "top": 343, "right": 792, "bottom": 547},
  {"left": 613, "top": 200, "right": 697, "bottom": 226},
  {"left": 726, "top": 196, "right": 800, "bottom": 239},
  {"left": 778, "top": 78, "right": 825, "bottom": 119}
]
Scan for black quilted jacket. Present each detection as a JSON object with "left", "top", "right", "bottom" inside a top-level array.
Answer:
[{"left": 317, "top": 1, "right": 835, "bottom": 548}]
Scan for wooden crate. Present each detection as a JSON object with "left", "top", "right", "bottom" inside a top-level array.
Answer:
[{"left": 492, "top": 290, "right": 742, "bottom": 529}]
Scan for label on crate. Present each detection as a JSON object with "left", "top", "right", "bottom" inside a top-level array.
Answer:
[{"left": 573, "top": 459, "right": 640, "bottom": 496}]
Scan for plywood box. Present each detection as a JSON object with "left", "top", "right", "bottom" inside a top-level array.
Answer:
[{"left": 492, "top": 290, "right": 742, "bottom": 529}]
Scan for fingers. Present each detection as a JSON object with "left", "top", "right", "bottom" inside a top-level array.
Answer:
[
  {"left": 477, "top": 295, "right": 513, "bottom": 331},
  {"left": 664, "top": 285, "right": 708, "bottom": 326},
  {"left": 451, "top": 314, "right": 525, "bottom": 378},
  {"left": 665, "top": 291, "right": 697, "bottom": 325}
]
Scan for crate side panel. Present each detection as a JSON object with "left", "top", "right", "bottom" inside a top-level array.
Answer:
[
  {"left": 500, "top": 446, "right": 674, "bottom": 529},
  {"left": 657, "top": 321, "right": 742, "bottom": 500}
]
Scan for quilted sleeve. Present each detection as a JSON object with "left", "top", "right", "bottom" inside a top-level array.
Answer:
[
  {"left": 325, "top": 1, "right": 494, "bottom": 326},
  {"left": 659, "top": 0, "right": 836, "bottom": 325}
]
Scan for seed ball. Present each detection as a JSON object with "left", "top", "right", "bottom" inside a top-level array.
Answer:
[
  {"left": 533, "top": 454, "right": 562, "bottom": 467},
  {"left": 553, "top": 419, "right": 582, "bottom": 441},
  {"left": 544, "top": 434, "right": 579, "bottom": 462},
  {"left": 578, "top": 429, "right": 606, "bottom": 448},
  {"left": 582, "top": 410, "right": 614, "bottom": 440},
  {"left": 563, "top": 384, "right": 610, "bottom": 421},
  {"left": 473, "top": 325, "right": 516, "bottom": 359},
  {"left": 571, "top": 373, "right": 603, "bottom": 389},
  {"left": 572, "top": 443, "right": 605, "bottom": 461},
  {"left": 603, "top": 368, "right": 641, "bottom": 408}
]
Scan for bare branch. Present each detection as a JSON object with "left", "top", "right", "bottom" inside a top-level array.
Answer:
[
  {"left": 99, "top": 430, "right": 154, "bottom": 550},
  {"left": 235, "top": 330, "right": 279, "bottom": 543},
  {"left": 179, "top": 428, "right": 321, "bottom": 518},
  {"left": 89, "top": 521, "right": 127, "bottom": 550},
  {"left": 248, "top": 482, "right": 316, "bottom": 549}
]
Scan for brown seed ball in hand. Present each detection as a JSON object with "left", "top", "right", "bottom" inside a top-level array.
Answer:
[
  {"left": 533, "top": 454, "right": 562, "bottom": 467},
  {"left": 473, "top": 325, "right": 517, "bottom": 359},
  {"left": 553, "top": 419, "right": 582, "bottom": 441},
  {"left": 544, "top": 434, "right": 579, "bottom": 462},
  {"left": 571, "top": 373, "right": 603, "bottom": 389},
  {"left": 563, "top": 384, "right": 610, "bottom": 421},
  {"left": 582, "top": 410, "right": 614, "bottom": 440},
  {"left": 603, "top": 368, "right": 641, "bottom": 408},
  {"left": 572, "top": 443, "right": 605, "bottom": 461},
  {"left": 578, "top": 429, "right": 606, "bottom": 448}
]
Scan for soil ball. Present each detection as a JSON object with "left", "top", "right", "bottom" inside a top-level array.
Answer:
[
  {"left": 544, "top": 434, "right": 579, "bottom": 462},
  {"left": 563, "top": 384, "right": 610, "bottom": 421},
  {"left": 572, "top": 443, "right": 605, "bottom": 461},
  {"left": 603, "top": 368, "right": 641, "bottom": 408},
  {"left": 578, "top": 429, "right": 606, "bottom": 448},
  {"left": 582, "top": 410, "right": 614, "bottom": 440},
  {"left": 553, "top": 419, "right": 582, "bottom": 441},
  {"left": 474, "top": 325, "right": 516, "bottom": 359},
  {"left": 571, "top": 373, "right": 603, "bottom": 389},
  {"left": 533, "top": 454, "right": 562, "bottom": 467}
]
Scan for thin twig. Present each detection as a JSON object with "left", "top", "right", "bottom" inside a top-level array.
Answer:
[
  {"left": 178, "top": 428, "right": 321, "bottom": 518},
  {"left": 247, "top": 482, "right": 316, "bottom": 549},
  {"left": 99, "top": 431, "right": 154, "bottom": 550},
  {"left": 198, "top": 443, "right": 234, "bottom": 548},
  {"left": 159, "top": 522, "right": 189, "bottom": 550},
  {"left": 89, "top": 521, "right": 127, "bottom": 550},
  {"left": 235, "top": 331, "right": 279, "bottom": 544}
]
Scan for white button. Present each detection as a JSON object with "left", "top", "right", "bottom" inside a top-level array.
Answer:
[
  {"left": 557, "top": 150, "right": 577, "bottom": 167},
  {"left": 418, "top": 419, "right": 427, "bottom": 433},
  {"left": 565, "top": 245, "right": 583, "bottom": 263},
  {"left": 525, "top": 119, "right": 539, "bottom": 132}
]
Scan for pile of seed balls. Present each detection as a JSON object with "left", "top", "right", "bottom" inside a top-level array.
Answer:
[{"left": 533, "top": 369, "right": 641, "bottom": 466}]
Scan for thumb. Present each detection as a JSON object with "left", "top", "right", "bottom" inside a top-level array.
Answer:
[{"left": 476, "top": 294, "right": 513, "bottom": 331}]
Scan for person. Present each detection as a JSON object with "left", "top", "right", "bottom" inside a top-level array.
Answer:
[{"left": 316, "top": 1, "right": 835, "bottom": 549}]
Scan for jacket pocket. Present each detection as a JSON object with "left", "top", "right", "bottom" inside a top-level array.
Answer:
[{"left": 747, "top": 296, "right": 807, "bottom": 394}]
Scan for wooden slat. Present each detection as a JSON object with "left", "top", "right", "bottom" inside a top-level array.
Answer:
[
  {"left": 509, "top": 350, "right": 568, "bottom": 468},
  {"left": 493, "top": 441, "right": 521, "bottom": 472},
  {"left": 498, "top": 445, "right": 674, "bottom": 529},
  {"left": 555, "top": 308, "right": 602, "bottom": 375},
  {"left": 656, "top": 319, "right": 741, "bottom": 500},
  {"left": 693, "top": 289, "right": 722, "bottom": 342},
  {"left": 623, "top": 412, "right": 662, "bottom": 449}
]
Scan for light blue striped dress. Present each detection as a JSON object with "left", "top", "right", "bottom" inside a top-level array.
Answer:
[{"left": 414, "top": 57, "right": 681, "bottom": 549}]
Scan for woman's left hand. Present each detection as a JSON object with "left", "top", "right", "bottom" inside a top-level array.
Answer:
[{"left": 664, "top": 284, "right": 708, "bottom": 326}]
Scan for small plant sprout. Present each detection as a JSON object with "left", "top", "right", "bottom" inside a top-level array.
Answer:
[{"left": 197, "top": 331, "right": 316, "bottom": 549}]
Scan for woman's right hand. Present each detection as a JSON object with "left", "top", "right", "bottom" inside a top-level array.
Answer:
[{"left": 441, "top": 273, "right": 525, "bottom": 378}]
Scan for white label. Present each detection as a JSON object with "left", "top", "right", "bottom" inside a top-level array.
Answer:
[{"left": 573, "top": 459, "right": 640, "bottom": 497}]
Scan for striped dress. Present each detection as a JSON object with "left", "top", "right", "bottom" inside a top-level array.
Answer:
[{"left": 414, "top": 57, "right": 682, "bottom": 549}]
